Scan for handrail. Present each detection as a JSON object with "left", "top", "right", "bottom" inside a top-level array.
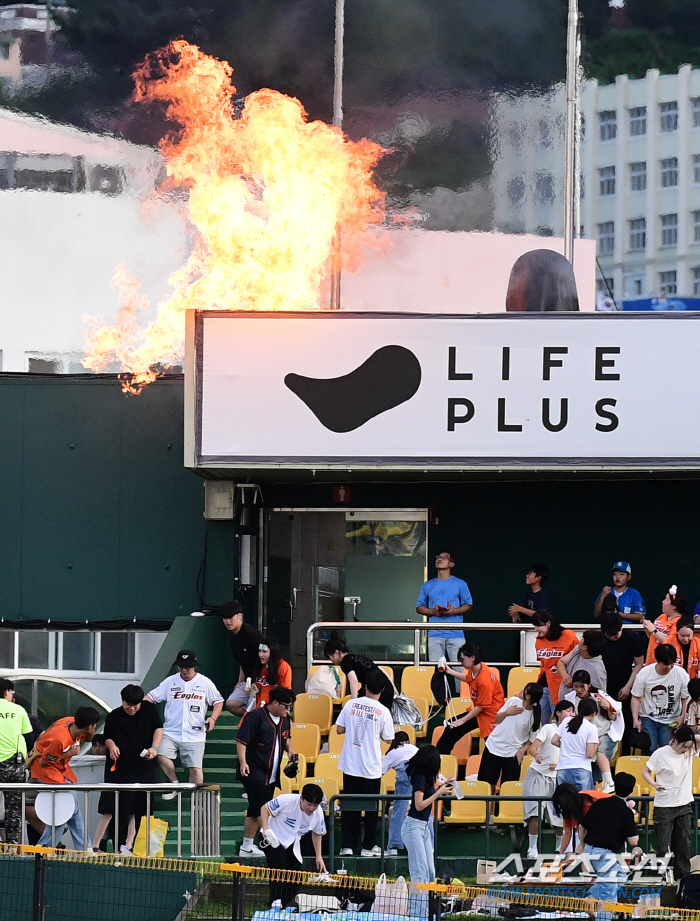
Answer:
[{"left": 307, "top": 620, "right": 645, "bottom": 671}]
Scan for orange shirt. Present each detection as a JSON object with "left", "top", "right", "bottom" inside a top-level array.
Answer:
[
  {"left": 254, "top": 659, "right": 293, "bottom": 706},
  {"left": 672, "top": 634, "right": 700, "bottom": 679},
  {"left": 536, "top": 629, "right": 579, "bottom": 700},
  {"left": 31, "top": 717, "right": 84, "bottom": 784},
  {"left": 563, "top": 790, "right": 610, "bottom": 828},
  {"left": 459, "top": 664, "right": 504, "bottom": 738},
  {"left": 645, "top": 614, "right": 681, "bottom": 664}
]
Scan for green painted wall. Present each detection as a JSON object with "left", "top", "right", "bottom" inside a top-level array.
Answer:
[{"left": 0, "top": 375, "right": 235, "bottom": 624}]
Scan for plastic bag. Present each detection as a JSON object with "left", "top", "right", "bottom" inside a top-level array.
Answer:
[
  {"left": 294, "top": 893, "right": 342, "bottom": 912},
  {"left": 305, "top": 666, "right": 341, "bottom": 698},
  {"left": 391, "top": 693, "right": 424, "bottom": 729},
  {"left": 133, "top": 816, "right": 168, "bottom": 857},
  {"left": 373, "top": 873, "right": 409, "bottom": 915}
]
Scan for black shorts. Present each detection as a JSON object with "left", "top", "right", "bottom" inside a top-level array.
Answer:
[
  {"left": 477, "top": 746, "right": 520, "bottom": 786},
  {"left": 241, "top": 780, "right": 276, "bottom": 818}
]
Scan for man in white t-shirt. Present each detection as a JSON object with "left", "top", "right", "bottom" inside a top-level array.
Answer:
[
  {"left": 336, "top": 668, "right": 394, "bottom": 857},
  {"left": 523, "top": 699, "right": 574, "bottom": 857},
  {"left": 631, "top": 644, "right": 690, "bottom": 753},
  {"left": 146, "top": 649, "right": 224, "bottom": 792},
  {"left": 261, "top": 784, "right": 326, "bottom": 907}
]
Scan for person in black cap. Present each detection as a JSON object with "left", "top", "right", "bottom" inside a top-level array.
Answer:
[
  {"left": 146, "top": 650, "right": 223, "bottom": 794},
  {"left": 220, "top": 601, "right": 267, "bottom": 718}
]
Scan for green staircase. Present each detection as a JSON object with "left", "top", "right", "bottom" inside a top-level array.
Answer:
[{"left": 155, "top": 712, "right": 245, "bottom": 858}]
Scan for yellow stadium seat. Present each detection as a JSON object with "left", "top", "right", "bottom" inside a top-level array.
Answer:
[
  {"left": 693, "top": 758, "right": 700, "bottom": 795},
  {"left": 277, "top": 753, "right": 308, "bottom": 794},
  {"left": 294, "top": 693, "right": 333, "bottom": 734},
  {"left": 507, "top": 667, "right": 540, "bottom": 699},
  {"left": 430, "top": 723, "right": 474, "bottom": 765},
  {"left": 615, "top": 756, "right": 651, "bottom": 795},
  {"left": 443, "top": 780, "right": 490, "bottom": 824},
  {"left": 401, "top": 666, "right": 436, "bottom": 704},
  {"left": 440, "top": 754, "right": 458, "bottom": 782},
  {"left": 413, "top": 696, "right": 429, "bottom": 738},
  {"left": 382, "top": 769, "right": 396, "bottom": 794},
  {"left": 519, "top": 755, "right": 533, "bottom": 780},
  {"left": 312, "top": 776, "right": 340, "bottom": 813},
  {"left": 465, "top": 754, "right": 481, "bottom": 777},
  {"left": 493, "top": 781, "right": 525, "bottom": 824},
  {"left": 314, "top": 753, "right": 344, "bottom": 789},
  {"left": 291, "top": 723, "right": 321, "bottom": 763},
  {"left": 380, "top": 665, "right": 395, "bottom": 684},
  {"left": 306, "top": 665, "right": 346, "bottom": 699},
  {"left": 328, "top": 725, "right": 344, "bottom": 755},
  {"left": 394, "top": 725, "right": 417, "bottom": 744},
  {"left": 445, "top": 698, "right": 472, "bottom": 722}
]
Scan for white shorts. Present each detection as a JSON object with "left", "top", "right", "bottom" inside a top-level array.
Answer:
[
  {"left": 227, "top": 682, "right": 250, "bottom": 706},
  {"left": 158, "top": 735, "right": 205, "bottom": 769},
  {"left": 522, "top": 769, "right": 563, "bottom": 826}
]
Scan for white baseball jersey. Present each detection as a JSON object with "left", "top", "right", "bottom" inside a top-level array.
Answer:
[
  {"left": 149, "top": 673, "right": 223, "bottom": 742},
  {"left": 267, "top": 793, "right": 326, "bottom": 849}
]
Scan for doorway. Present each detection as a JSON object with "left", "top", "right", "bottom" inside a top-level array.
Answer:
[{"left": 263, "top": 509, "right": 428, "bottom": 689}]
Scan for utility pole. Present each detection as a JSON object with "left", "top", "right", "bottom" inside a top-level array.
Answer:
[
  {"left": 329, "top": 0, "right": 344, "bottom": 309},
  {"left": 564, "top": 0, "right": 581, "bottom": 265}
]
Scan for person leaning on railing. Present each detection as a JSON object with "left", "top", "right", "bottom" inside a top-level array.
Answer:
[{"left": 0, "top": 678, "right": 32, "bottom": 844}]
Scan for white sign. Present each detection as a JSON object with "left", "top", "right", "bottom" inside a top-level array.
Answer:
[{"left": 189, "top": 312, "right": 700, "bottom": 468}]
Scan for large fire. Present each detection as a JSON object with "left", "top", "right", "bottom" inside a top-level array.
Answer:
[{"left": 84, "top": 41, "right": 389, "bottom": 393}]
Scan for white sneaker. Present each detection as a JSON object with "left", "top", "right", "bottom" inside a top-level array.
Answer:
[
  {"left": 162, "top": 790, "right": 178, "bottom": 800},
  {"left": 339, "top": 847, "right": 354, "bottom": 856},
  {"left": 527, "top": 845, "right": 538, "bottom": 859},
  {"left": 386, "top": 848, "right": 398, "bottom": 857},
  {"left": 360, "top": 846, "right": 382, "bottom": 857},
  {"left": 239, "top": 843, "right": 264, "bottom": 857},
  {"left": 119, "top": 845, "right": 133, "bottom": 855},
  {"left": 602, "top": 780, "right": 615, "bottom": 794},
  {"left": 271, "top": 900, "right": 283, "bottom": 910}
]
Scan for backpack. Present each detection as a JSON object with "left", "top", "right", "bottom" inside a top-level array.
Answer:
[{"left": 678, "top": 872, "right": 700, "bottom": 909}]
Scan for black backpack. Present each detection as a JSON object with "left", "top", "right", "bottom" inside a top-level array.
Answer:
[{"left": 678, "top": 872, "right": 700, "bottom": 909}]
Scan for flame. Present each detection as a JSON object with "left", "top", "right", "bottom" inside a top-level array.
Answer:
[{"left": 83, "top": 41, "right": 390, "bottom": 392}]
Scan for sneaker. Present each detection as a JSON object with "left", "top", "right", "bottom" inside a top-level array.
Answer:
[
  {"left": 119, "top": 845, "right": 133, "bottom": 855},
  {"left": 162, "top": 790, "right": 178, "bottom": 801},
  {"left": 360, "top": 846, "right": 382, "bottom": 857},
  {"left": 339, "top": 847, "right": 354, "bottom": 857},
  {"left": 241, "top": 792, "right": 248, "bottom": 800},
  {"left": 602, "top": 780, "right": 615, "bottom": 794},
  {"left": 271, "top": 900, "right": 283, "bottom": 910},
  {"left": 386, "top": 848, "right": 399, "bottom": 857},
  {"left": 239, "top": 843, "right": 264, "bottom": 858},
  {"left": 526, "top": 846, "right": 538, "bottom": 859}
]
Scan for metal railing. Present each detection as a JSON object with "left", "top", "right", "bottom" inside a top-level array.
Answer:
[
  {"left": 326, "top": 792, "right": 700, "bottom": 871},
  {"left": 0, "top": 782, "right": 222, "bottom": 858},
  {"left": 307, "top": 620, "right": 645, "bottom": 672}
]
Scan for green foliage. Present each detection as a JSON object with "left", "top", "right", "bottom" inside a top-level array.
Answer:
[{"left": 585, "top": 28, "right": 700, "bottom": 83}]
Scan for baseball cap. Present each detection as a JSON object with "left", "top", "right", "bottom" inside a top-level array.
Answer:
[
  {"left": 173, "top": 649, "right": 199, "bottom": 668},
  {"left": 612, "top": 561, "right": 631, "bottom": 575}
]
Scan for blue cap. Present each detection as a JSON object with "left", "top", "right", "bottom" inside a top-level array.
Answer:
[{"left": 612, "top": 561, "right": 631, "bottom": 575}]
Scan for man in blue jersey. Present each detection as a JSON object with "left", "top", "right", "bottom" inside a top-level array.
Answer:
[
  {"left": 417, "top": 550, "right": 473, "bottom": 672},
  {"left": 594, "top": 561, "right": 646, "bottom": 624}
]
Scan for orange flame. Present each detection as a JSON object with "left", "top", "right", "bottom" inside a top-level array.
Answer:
[{"left": 83, "top": 41, "right": 390, "bottom": 392}]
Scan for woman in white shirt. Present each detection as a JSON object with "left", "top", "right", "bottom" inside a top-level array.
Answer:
[
  {"left": 642, "top": 725, "right": 698, "bottom": 880},
  {"left": 565, "top": 669, "right": 624, "bottom": 793},
  {"left": 382, "top": 731, "right": 419, "bottom": 857},
  {"left": 478, "top": 683, "right": 543, "bottom": 792},
  {"left": 553, "top": 697, "right": 599, "bottom": 791}
]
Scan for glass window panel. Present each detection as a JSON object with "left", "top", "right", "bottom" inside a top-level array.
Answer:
[
  {"left": 0, "top": 631, "right": 14, "bottom": 668},
  {"left": 100, "top": 632, "right": 135, "bottom": 673},
  {"left": 61, "top": 632, "right": 94, "bottom": 671},
  {"left": 346, "top": 520, "right": 427, "bottom": 557},
  {"left": 18, "top": 632, "right": 50, "bottom": 669}
]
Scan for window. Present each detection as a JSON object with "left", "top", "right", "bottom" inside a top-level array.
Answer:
[
  {"left": 659, "top": 101, "right": 678, "bottom": 133},
  {"left": 630, "top": 161, "right": 646, "bottom": 191},
  {"left": 507, "top": 124, "right": 524, "bottom": 153},
  {"left": 625, "top": 275, "right": 645, "bottom": 298},
  {"left": 538, "top": 119, "right": 552, "bottom": 149},
  {"left": 18, "top": 632, "right": 52, "bottom": 669},
  {"left": 28, "top": 358, "right": 60, "bottom": 373},
  {"left": 0, "top": 632, "right": 14, "bottom": 668},
  {"left": 89, "top": 165, "right": 124, "bottom": 196},
  {"left": 534, "top": 172, "right": 555, "bottom": 204},
  {"left": 629, "top": 218, "right": 646, "bottom": 251},
  {"left": 693, "top": 154, "right": 700, "bottom": 185},
  {"left": 598, "top": 221, "right": 615, "bottom": 256},
  {"left": 507, "top": 176, "right": 525, "bottom": 205},
  {"left": 694, "top": 210, "right": 700, "bottom": 243},
  {"left": 60, "top": 632, "right": 94, "bottom": 671},
  {"left": 659, "top": 270, "right": 677, "bottom": 296},
  {"left": 597, "top": 277, "right": 614, "bottom": 295},
  {"left": 599, "top": 110, "right": 617, "bottom": 141},
  {"left": 694, "top": 267, "right": 700, "bottom": 296},
  {"left": 629, "top": 106, "right": 647, "bottom": 136},
  {"left": 660, "top": 157, "right": 679, "bottom": 188},
  {"left": 660, "top": 213, "right": 678, "bottom": 247},
  {"left": 692, "top": 97, "right": 700, "bottom": 129},
  {"left": 598, "top": 165, "right": 616, "bottom": 196},
  {"left": 100, "top": 633, "right": 136, "bottom": 673}
]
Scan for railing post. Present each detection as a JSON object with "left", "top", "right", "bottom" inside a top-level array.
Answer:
[
  {"left": 32, "top": 852, "right": 46, "bottom": 921},
  {"left": 414, "top": 629, "right": 420, "bottom": 666},
  {"left": 231, "top": 871, "right": 246, "bottom": 921},
  {"left": 328, "top": 796, "right": 336, "bottom": 872}
]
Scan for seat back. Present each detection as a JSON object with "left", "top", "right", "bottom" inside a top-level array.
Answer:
[
  {"left": 413, "top": 696, "right": 429, "bottom": 738},
  {"left": 507, "top": 666, "right": 540, "bottom": 698},
  {"left": 381, "top": 769, "right": 396, "bottom": 794},
  {"left": 380, "top": 665, "right": 395, "bottom": 684},
  {"left": 312, "top": 776, "right": 340, "bottom": 812},
  {"left": 494, "top": 781, "right": 525, "bottom": 824},
  {"left": 394, "top": 725, "right": 417, "bottom": 744},
  {"left": 615, "top": 755, "right": 650, "bottom": 794},
  {"left": 328, "top": 725, "right": 344, "bottom": 754},
  {"left": 445, "top": 698, "right": 472, "bottom": 722},
  {"left": 519, "top": 755, "right": 533, "bottom": 780},
  {"left": 294, "top": 693, "right": 333, "bottom": 734},
  {"left": 440, "top": 754, "right": 458, "bottom": 781},
  {"left": 693, "top": 757, "right": 700, "bottom": 794},
  {"left": 278, "top": 753, "right": 308, "bottom": 794},
  {"left": 291, "top": 723, "right": 321, "bottom": 762},
  {"left": 443, "top": 780, "right": 490, "bottom": 824},
  {"left": 465, "top": 754, "right": 481, "bottom": 777},
  {"left": 401, "top": 666, "right": 436, "bottom": 704},
  {"left": 314, "top": 753, "right": 343, "bottom": 789}
]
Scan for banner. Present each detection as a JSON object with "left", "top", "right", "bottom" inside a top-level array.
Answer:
[{"left": 189, "top": 312, "right": 700, "bottom": 468}]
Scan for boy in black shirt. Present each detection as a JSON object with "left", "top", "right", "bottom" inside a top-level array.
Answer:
[
  {"left": 324, "top": 638, "right": 395, "bottom": 710},
  {"left": 508, "top": 564, "right": 550, "bottom": 623},
  {"left": 600, "top": 610, "right": 645, "bottom": 754}
]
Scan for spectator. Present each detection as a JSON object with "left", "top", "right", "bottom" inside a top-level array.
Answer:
[
  {"left": 221, "top": 602, "right": 267, "bottom": 718},
  {"left": 631, "top": 644, "right": 690, "bottom": 753},
  {"left": 478, "top": 683, "right": 543, "bottom": 793},
  {"left": 552, "top": 698, "right": 600, "bottom": 791},
  {"left": 324, "top": 638, "right": 395, "bottom": 711},
  {"left": 508, "top": 563, "right": 550, "bottom": 623},
  {"left": 236, "top": 686, "right": 295, "bottom": 858},
  {"left": 579, "top": 772, "right": 640, "bottom": 921},
  {"left": 552, "top": 783, "right": 611, "bottom": 854},
  {"left": 594, "top": 561, "right": 646, "bottom": 624},
  {"left": 102, "top": 684, "right": 163, "bottom": 854},
  {"left": 260, "top": 784, "right": 326, "bottom": 908},
  {"left": 523, "top": 699, "right": 574, "bottom": 857},
  {"left": 643, "top": 585, "right": 688, "bottom": 664},
  {"left": 564, "top": 670, "right": 623, "bottom": 792},
  {"left": 672, "top": 618, "right": 700, "bottom": 679},
  {"left": 642, "top": 726, "right": 698, "bottom": 880},
  {"left": 532, "top": 612, "right": 579, "bottom": 725},
  {"left": 336, "top": 668, "right": 395, "bottom": 857},
  {"left": 32, "top": 706, "right": 100, "bottom": 850},
  {"left": 403, "top": 746, "right": 454, "bottom": 890},
  {"left": 600, "top": 611, "right": 645, "bottom": 755},
  {"left": 146, "top": 649, "right": 224, "bottom": 793},
  {"left": 90, "top": 734, "right": 120, "bottom": 853},
  {"left": 436, "top": 642, "right": 504, "bottom": 755},
  {"left": 0, "top": 678, "right": 32, "bottom": 844},
  {"left": 685, "top": 678, "right": 700, "bottom": 731},
  {"left": 557, "top": 631, "right": 608, "bottom": 698},
  {"left": 246, "top": 640, "right": 293, "bottom": 712},
  {"left": 416, "top": 550, "right": 473, "bottom": 682},
  {"left": 382, "top": 731, "right": 419, "bottom": 857}
]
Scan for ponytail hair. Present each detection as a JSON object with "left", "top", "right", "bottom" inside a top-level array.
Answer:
[
  {"left": 567, "top": 696, "right": 597, "bottom": 734},
  {"left": 387, "top": 731, "right": 410, "bottom": 752},
  {"left": 523, "top": 682, "right": 543, "bottom": 732}
]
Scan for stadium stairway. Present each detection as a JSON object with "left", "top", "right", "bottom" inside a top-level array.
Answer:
[{"left": 155, "top": 711, "right": 245, "bottom": 858}]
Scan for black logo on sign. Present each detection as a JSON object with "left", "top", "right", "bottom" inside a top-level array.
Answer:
[{"left": 284, "top": 345, "right": 421, "bottom": 433}]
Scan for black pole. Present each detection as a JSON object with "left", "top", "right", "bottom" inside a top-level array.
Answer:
[
  {"left": 231, "top": 873, "right": 246, "bottom": 921},
  {"left": 32, "top": 853, "right": 46, "bottom": 921}
]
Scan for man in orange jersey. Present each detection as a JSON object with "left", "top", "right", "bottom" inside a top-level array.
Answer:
[
  {"left": 436, "top": 641, "right": 504, "bottom": 754},
  {"left": 32, "top": 706, "right": 100, "bottom": 850}
]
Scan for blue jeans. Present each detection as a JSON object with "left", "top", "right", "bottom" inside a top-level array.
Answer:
[
  {"left": 584, "top": 844, "right": 627, "bottom": 921},
  {"left": 557, "top": 768, "right": 594, "bottom": 792},
  {"left": 402, "top": 816, "right": 435, "bottom": 883},
  {"left": 38, "top": 787, "right": 90, "bottom": 851},
  {"left": 388, "top": 766, "right": 411, "bottom": 849},
  {"left": 540, "top": 686, "right": 554, "bottom": 724},
  {"left": 428, "top": 636, "right": 464, "bottom": 693},
  {"left": 641, "top": 717, "right": 672, "bottom": 753}
]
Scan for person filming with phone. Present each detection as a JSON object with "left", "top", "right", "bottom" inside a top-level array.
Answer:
[{"left": 417, "top": 551, "right": 473, "bottom": 688}]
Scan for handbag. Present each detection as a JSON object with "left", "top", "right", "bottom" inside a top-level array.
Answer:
[
  {"left": 133, "top": 816, "right": 169, "bottom": 857},
  {"left": 294, "top": 893, "right": 342, "bottom": 912},
  {"left": 305, "top": 666, "right": 341, "bottom": 698},
  {"left": 373, "top": 873, "right": 409, "bottom": 915},
  {"left": 391, "top": 694, "right": 424, "bottom": 729}
]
